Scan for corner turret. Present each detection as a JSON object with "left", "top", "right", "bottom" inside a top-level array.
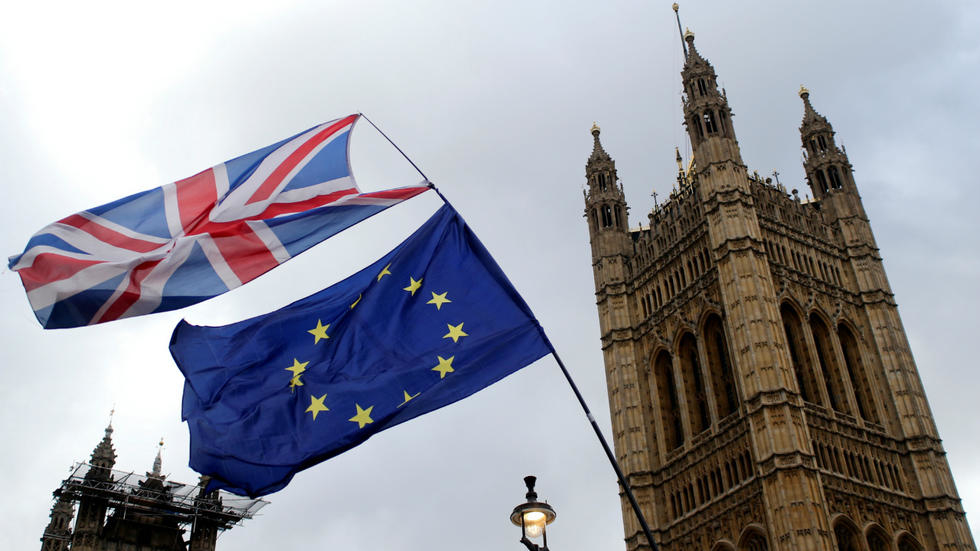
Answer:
[
  {"left": 584, "top": 123, "right": 630, "bottom": 263},
  {"left": 799, "top": 86, "right": 859, "bottom": 202},
  {"left": 681, "top": 30, "right": 743, "bottom": 167}
]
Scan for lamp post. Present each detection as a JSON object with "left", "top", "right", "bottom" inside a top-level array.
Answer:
[{"left": 510, "top": 476, "right": 557, "bottom": 551}]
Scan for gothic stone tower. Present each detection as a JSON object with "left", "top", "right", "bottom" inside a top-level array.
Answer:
[{"left": 583, "top": 30, "right": 975, "bottom": 551}]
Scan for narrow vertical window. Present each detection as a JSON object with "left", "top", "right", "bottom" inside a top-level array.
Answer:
[
  {"left": 838, "top": 324, "right": 880, "bottom": 424},
  {"left": 810, "top": 315, "right": 851, "bottom": 415},
  {"left": 679, "top": 333, "right": 711, "bottom": 434},
  {"left": 655, "top": 351, "right": 683, "bottom": 450},
  {"left": 704, "top": 314, "right": 739, "bottom": 418},
  {"left": 815, "top": 170, "right": 829, "bottom": 193}
]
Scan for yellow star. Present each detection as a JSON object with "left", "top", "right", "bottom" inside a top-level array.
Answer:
[
  {"left": 285, "top": 358, "right": 309, "bottom": 391},
  {"left": 377, "top": 264, "right": 392, "bottom": 281},
  {"left": 427, "top": 291, "right": 451, "bottom": 310},
  {"left": 350, "top": 293, "right": 362, "bottom": 309},
  {"left": 306, "top": 394, "right": 329, "bottom": 420},
  {"left": 308, "top": 320, "right": 330, "bottom": 344},
  {"left": 349, "top": 403, "right": 374, "bottom": 429},
  {"left": 398, "top": 390, "right": 421, "bottom": 408},
  {"left": 443, "top": 322, "right": 468, "bottom": 343},
  {"left": 432, "top": 355, "right": 455, "bottom": 379},
  {"left": 403, "top": 276, "right": 423, "bottom": 296}
]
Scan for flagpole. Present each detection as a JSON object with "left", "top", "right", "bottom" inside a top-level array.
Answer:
[
  {"left": 358, "top": 113, "right": 432, "bottom": 184},
  {"left": 547, "top": 347, "right": 661, "bottom": 551}
]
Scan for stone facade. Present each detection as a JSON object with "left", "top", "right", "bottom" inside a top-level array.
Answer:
[{"left": 582, "top": 30, "right": 975, "bottom": 551}]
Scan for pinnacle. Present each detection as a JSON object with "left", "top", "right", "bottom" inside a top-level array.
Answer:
[
  {"left": 589, "top": 123, "right": 611, "bottom": 163},
  {"left": 799, "top": 86, "right": 831, "bottom": 130},
  {"left": 151, "top": 438, "right": 163, "bottom": 477},
  {"left": 683, "top": 28, "right": 707, "bottom": 67},
  {"left": 88, "top": 423, "right": 117, "bottom": 473}
]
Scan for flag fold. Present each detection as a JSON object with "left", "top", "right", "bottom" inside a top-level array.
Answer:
[
  {"left": 171, "top": 204, "right": 551, "bottom": 497},
  {"left": 10, "top": 114, "right": 429, "bottom": 328}
]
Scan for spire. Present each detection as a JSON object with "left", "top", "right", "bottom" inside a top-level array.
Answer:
[
  {"left": 799, "top": 87, "right": 855, "bottom": 199},
  {"left": 679, "top": 27, "right": 742, "bottom": 165},
  {"left": 151, "top": 438, "right": 164, "bottom": 477},
  {"left": 589, "top": 122, "right": 611, "bottom": 163},
  {"left": 683, "top": 28, "right": 707, "bottom": 67},
  {"left": 799, "top": 85, "right": 830, "bottom": 129},
  {"left": 88, "top": 422, "right": 116, "bottom": 472}
]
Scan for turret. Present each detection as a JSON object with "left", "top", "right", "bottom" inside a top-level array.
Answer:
[
  {"left": 680, "top": 30, "right": 743, "bottom": 167},
  {"left": 39, "top": 493, "right": 74, "bottom": 551},
  {"left": 799, "top": 86, "right": 859, "bottom": 202},
  {"left": 583, "top": 123, "right": 630, "bottom": 265},
  {"left": 72, "top": 422, "right": 117, "bottom": 551}
]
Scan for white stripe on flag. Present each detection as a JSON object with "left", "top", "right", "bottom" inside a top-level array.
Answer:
[
  {"left": 246, "top": 220, "right": 291, "bottom": 264},
  {"left": 197, "top": 235, "right": 243, "bottom": 290}
]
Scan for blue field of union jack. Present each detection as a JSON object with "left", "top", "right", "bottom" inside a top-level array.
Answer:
[{"left": 9, "top": 114, "right": 429, "bottom": 329}]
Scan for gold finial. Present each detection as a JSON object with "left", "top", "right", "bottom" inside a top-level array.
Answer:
[
  {"left": 591, "top": 121, "right": 600, "bottom": 135},
  {"left": 683, "top": 27, "right": 694, "bottom": 41},
  {"left": 159, "top": 437, "right": 165, "bottom": 448},
  {"left": 672, "top": 2, "right": 679, "bottom": 12},
  {"left": 799, "top": 84, "right": 810, "bottom": 98}
]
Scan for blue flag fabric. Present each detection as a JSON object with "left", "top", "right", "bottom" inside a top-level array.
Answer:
[{"left": 170, "top": 204, "right": 552, "bottom": 497}]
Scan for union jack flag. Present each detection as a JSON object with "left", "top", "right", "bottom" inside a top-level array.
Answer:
[{"left": 9, "top": 114, "right": 430, "bottom": 329}]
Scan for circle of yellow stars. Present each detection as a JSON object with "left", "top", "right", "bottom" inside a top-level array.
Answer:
[{"left": 291, "top": 261, "right": 470, "bottom": 429}]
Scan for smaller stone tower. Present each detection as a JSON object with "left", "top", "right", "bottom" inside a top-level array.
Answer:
[
  {"left": 40, "top": 424, "right": 266, "bottom": 550},
  {"left": 40, "top": 494, "right": 74, "bottom": 551},
  {"left": 71, "top": 424, "right": 116, "bottom": 551}
]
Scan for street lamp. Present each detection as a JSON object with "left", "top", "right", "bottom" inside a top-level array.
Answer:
[{"left": 510, "top": 476, "right": 557, "bottom": 551}]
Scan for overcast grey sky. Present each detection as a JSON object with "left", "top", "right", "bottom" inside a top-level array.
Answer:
[{"left": 1, "top": 1, "right": 978, "bottom": 549}]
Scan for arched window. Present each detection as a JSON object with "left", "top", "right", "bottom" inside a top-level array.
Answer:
[
  {"left": 704, "top": 314, "right": 738, "bottom": 418},
  {"left": 739, "top": 529, "right": 769, "bottom": 551},
  {"left": 601, "top": 205, "right": 613, "bottom": 227},
  {"left": 815, "top": 170, "right": 829, "bottom": 193},
  {"left": 780, "top": 303, "right": 823, "bottom": 406},
  {"left": 614, "top": 205, "right": 622, "bottom": 228},
  {"left": 598, "top": 173, "right": 607, "bottom": 191},
  {"left": 704, "top": 111, "right": 718, "bottom": 134},
  {"left": 833, "top": 518, "right": 862, "bottom": 551},
  {"left": 829, "top": 166, "right": 843, "bottom": 189},
  {"left": 897, "top": 533, "right": 925, "bottom": 551},
  {"left": 809, "top": 315, "right": 851, "bottom": 414},
  {"left": 697, "top": 78, "right": 708, "bottom": 96},
  {"left": 692, "top": 116, "right": 704, "bottom": 140},
  {"left": 654, "top": 351, "right": 684, "bottom": 450},
  {"left": 838, "top": 324, "right": 879, "bottom": 423},
  {"left": 679, "top": 333, "right": 711, "bottom": 434},
  {"left": 817, "top": 135, "right": 827, "bottom": 151},
  {"left": 590, "top": 208, "right": 598, "bottom": 230}
]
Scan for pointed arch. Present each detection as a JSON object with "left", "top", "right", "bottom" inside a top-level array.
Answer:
[
  {"left": 837, "top": 321, "right": 880, "bottom": 424},
  {"left": 780, "top": 301, "right": 823, "bottom": 406},
  {"left": 702, "top": 313, "right": 739, "bottom": 418},
  {"left": 809, "top": 312, "right": 851, "bottom": 414},
  {"left": 653, "top": 349, "right": 683, "bottom": 450},
  {"left": 896, "top": 531, "right": 924, "bottom": 551},
  {"left": 865, "top": 523, "right": 892, "bottom": 551},
  {"left": 832, "top": 515, "right": 863, "bottom": 551},
  {"left": 737, "top": 525, "right": 770, "bottom": 551},
  {"left": 711, "top": 540, "right": 737, "bottom": 551},
  {"left": 678, "top": 332, "right": 711, "bottom": 434}
]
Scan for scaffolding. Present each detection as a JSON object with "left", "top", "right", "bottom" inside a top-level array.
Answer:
[{"left": 54, "top": 462, "right": 267, "bottom": 533}]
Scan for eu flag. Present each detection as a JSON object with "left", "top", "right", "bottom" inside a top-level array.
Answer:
[{"left": 170, "top": 204, "right": 552, "bottom": 497}]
